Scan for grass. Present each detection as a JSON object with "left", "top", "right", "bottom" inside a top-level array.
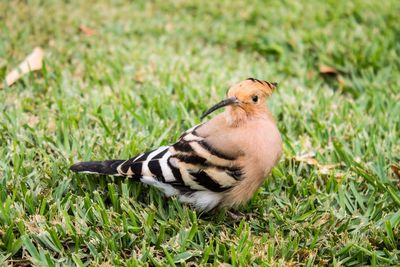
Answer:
[{"left": 1, "top": 0, "right": 399, "bottom": 265}]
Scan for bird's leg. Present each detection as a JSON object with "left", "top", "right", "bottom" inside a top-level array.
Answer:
[
  {"left": 227, "top": 209, "right": 245, "bottom": 221},
  {"left": 226, "top": 209, "right": 257, "bottom": 221}
]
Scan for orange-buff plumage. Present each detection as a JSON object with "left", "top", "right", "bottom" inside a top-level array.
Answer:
[{"left": 70, "top": 78, "right": 282, "bottom": 212}]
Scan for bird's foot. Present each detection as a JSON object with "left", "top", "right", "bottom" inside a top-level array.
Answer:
[{"left": 227, "top": 210, "right": 256, "bottom": 221}]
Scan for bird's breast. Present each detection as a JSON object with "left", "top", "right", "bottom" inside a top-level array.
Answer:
[{"left": 220, "top": 118, "right": 282, "bottom": 207}]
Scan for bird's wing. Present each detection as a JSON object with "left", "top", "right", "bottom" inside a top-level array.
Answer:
[
  {"left": 168, "top": 125, "right": 243, "bottom": 193},
  {"left": 115, "top": 124, "right": 243, "bottom": 195}
]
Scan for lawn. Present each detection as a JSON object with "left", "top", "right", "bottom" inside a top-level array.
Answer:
[{"left": 1, "top": 0, "right": 399, "bottom": 266}]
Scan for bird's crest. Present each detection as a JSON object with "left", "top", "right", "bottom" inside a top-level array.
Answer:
[
  {"left": 246, "top": 78, "right": 277, "bottom": 89},
  {"left": 226, "top": 78, "right": 278, "bottom": 101}
]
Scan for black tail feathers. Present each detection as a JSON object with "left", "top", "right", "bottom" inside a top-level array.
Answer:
[{"left": 70, "top": 160, "right": 125, "bottom": 175}]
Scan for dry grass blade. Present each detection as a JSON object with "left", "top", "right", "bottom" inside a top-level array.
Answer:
[
  {"left": 2, "top": 47, "right": 44, "bottom": 88},
  {"left": 293, "top": 153, "right": 340, "bottom": 174}
]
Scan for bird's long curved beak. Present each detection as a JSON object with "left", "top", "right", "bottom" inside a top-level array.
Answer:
[{"left": 201, "top": 97, "right": 239, "bottom": 120}]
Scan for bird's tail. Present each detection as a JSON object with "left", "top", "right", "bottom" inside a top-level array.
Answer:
[{"left": 70, "top": 160, "right": 125, "bottom": 175}]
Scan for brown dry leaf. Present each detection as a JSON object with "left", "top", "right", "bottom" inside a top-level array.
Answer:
[
  {"left": 2, "top": 47, "right": 44, "bottom": 88},
  {"left": 27, "top": 114, "right": 39, "bottom": 127},
  {"left": 79, "top": 25, "right": 96, "bottom": 36},
  {"left": 319, "top": 65, "right": 338, "bottom": 75},
  {"left": 134, "top": 70, "right": 145, "bottom": 83},
  {"left": 304, "top": 158, "right": 319, "bottom": 165},
  {"left": 391, "top": 164, "right": 400, "bottom": 178}
]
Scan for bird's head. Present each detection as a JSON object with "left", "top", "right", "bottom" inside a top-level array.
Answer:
[{"left": 201, "top": 78, "right": 277, "bottom": 121}]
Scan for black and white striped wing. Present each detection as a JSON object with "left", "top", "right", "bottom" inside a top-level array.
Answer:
[
  {"left": 115, "top": 126, "right": 242, "bottom": 191},
  {"left": 169, "top": 126, "right": 243, "bottom": 192}
]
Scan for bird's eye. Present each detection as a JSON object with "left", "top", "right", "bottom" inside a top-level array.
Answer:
[{"left": 252, "top": 95, "right": 259, "bottom": 103}]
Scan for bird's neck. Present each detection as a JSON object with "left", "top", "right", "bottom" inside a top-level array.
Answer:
[{"left": 225, "top": 106, "right": 271, "bottom": 127}]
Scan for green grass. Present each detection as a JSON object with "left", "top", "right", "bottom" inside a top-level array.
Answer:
[{"left": 1, "top": 0, "right": 400, "bottom": 265}]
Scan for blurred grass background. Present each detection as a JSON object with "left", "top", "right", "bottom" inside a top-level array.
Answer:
[{"left": 0, "top": 0, "right": 399, "bottom": 265}]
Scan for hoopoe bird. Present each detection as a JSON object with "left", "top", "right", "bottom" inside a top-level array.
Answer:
[{"left": 70, "top": 78, "right": 282, "bottom": 212}]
